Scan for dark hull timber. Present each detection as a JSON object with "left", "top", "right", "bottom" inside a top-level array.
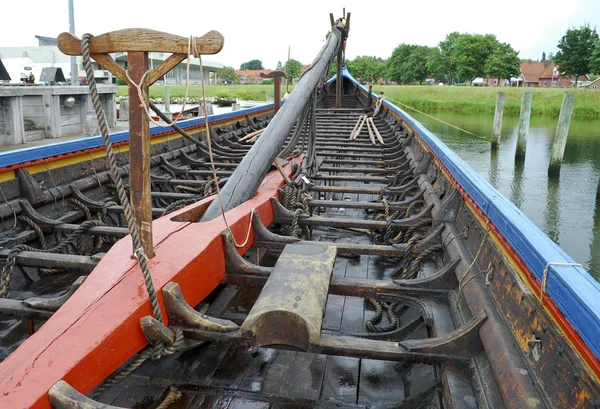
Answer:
[{"left": 1, "top": 40, "right": 600, "bottom": 409}]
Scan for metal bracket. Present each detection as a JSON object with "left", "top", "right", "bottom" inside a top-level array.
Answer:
[
  {"left": 398, "top": 309, "right": 487, "bottom": 358},
  {"left": 162, "top": 282, "right": 238, "bottom": 332},
  {"left": 222, "top": 231, "right": 273, "bottom": 276}
]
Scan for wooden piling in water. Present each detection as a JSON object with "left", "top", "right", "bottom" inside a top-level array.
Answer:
[
  {"left": 491, "top": 92, "right": 505, "bottom": 149},
  {"left": 548, "top": 93, "right": 575, "bottom": 176},
  {"left": 515, "top": 92, "right": 532, "bottom": 160}
]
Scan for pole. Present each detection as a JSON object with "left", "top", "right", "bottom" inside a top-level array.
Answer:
[
  {"left": 491, "top": 91, "right": 505, "bottom": 149},
  {"left": 68, "top": 0, "right": 79, "bottom": 86},
  {"left": 127, "top": 52, "right": 153, "bottom": 258},
  {"left": 515, "top": 92, "right": 532, "bottom": 160},
  {"left": 201, "top": 23, "right": 345, "bottom": 221},
  {"left": 548, "top": 93, "right": 575, "bottom": 176},
  {"left": 286, "top": 45, "right": 290, "bottom": 93},
  {"left": 335, "top": 38, "right": 343, "bottom": 108}
]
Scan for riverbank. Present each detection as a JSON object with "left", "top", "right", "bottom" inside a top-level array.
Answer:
[
  {"left": 117, "top": 84, "right": 600, "bottom": 119},
  {"left": 117, "top": 84, "right": 295, "bottom": 102},
  {"left": 372, "top": 85, "right": 600, "bottom": 119}
]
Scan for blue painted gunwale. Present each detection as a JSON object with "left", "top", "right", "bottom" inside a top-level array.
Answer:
[
  {"left": 340, "top": 67, "right": 600, "bottom": 362},
  {"left": 0, "top": 103, "right": 275, "bottom": 170}
]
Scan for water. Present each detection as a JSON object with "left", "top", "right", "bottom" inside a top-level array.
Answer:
[{"left": 407, "top": 110, "right": 600, "bottom": 280}]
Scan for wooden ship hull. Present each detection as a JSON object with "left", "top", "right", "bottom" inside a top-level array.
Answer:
[{"left": 0, "top": 17, "right": 599, "bottom": 409}]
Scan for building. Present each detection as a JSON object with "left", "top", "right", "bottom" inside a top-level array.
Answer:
[
  {"left": 236, "top": 69, "right": 273, "bottom": 84},
  {"left": 586, "top": 77, "right": 600, "bottom": 90},
  {"left": 0, "top": 36, "right": 224, "bottom": 85},
  {"left": 517, "top": 61, "right": 588, "bottom": 88}
]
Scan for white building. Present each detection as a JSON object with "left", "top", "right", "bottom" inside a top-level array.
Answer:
[{"left": 0, "top": 36, "right": 224, "bottom": 85}]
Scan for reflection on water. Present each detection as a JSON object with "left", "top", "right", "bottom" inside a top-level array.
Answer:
[{"left": 409, "top": 110, "right": 600, "bottom": 280}]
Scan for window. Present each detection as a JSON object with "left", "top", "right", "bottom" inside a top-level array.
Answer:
[
  {"left": 543, "top": 81, "right": 548, "bottom": 86},
  {"left": 594, "top": 85, "right": 598, "bottom": 89}
]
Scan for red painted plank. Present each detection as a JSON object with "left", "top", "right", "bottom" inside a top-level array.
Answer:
[{"left": 0, "top": 159, "right": 297, "bottom": 409}]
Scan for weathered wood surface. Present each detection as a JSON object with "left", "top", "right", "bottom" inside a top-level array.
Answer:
[
  {"left": 57, "top": 29, "right": 224, "bottom": 55},
  {"left": 201, "top": 22, "right": 345, "bottom": 221}
]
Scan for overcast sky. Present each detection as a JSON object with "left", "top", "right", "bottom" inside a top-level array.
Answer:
[{"left": 1, "top": 0, "right": 597, "bottom": 69}]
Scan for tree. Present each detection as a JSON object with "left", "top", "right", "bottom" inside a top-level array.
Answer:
[
  {"left": 347, "top": 56, "right": 386, "bottom": 83},
  {"left": 387, "top": 44, "right": 417, "bottom": 84},
  {"left": 453, "top": 33, "right": 501, "bottom": 83},
  {"left": 240, "top": 59, "right": 263, "bottom": 70},
  {"left": 438, "top": 32, "right": 460, "bottom": 84},
  {"left": 284, "top": 59, "right": 302, "bottom": 81},
  {"left": 590, "top": 41, "right": 600, "bottom": 74},
  {"left": 541, "top": 51, "right": 546, "bottom": 62},
  {"left": 554, "top": 25, "right": 599, "bottom": 87},
  {"left": 484, "top": 43, "right": 521, "bottom": 85},
  {"left": 407, "top": 46, "right": 431, "bottom": 84},
  {"left": 219, "top": 66, "right": 238, "bottom": 84},
  {"left": 276, "top": 61, "right": 283, "bottom": 70}
]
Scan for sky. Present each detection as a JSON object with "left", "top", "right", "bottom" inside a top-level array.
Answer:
[{"left": 0, "top": 0, "right": 597, "bottom": 69}]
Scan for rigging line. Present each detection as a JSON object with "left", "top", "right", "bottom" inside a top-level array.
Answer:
[
  {"left": 197, "top": 52, "right": 254, "bottom": 249},
  {"left": 123, "top": 35, "right": 196, "bottom": 129},
  {"left": 384, "top": 96, "right": 489, "bottom": 141},
  {"left": 0, "top": 185, "right": 17, "bottom": 229}
]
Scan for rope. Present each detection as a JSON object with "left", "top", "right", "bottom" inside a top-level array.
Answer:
[
  {"left": 0, "top": 185, "right": 17, "bottom": 229},
  {"left": 82, "top": 33, "right": 164, "bottom": 323},
  {"left": 0, "top": 220, "right": 105, "bottom": 297},
  {"left": 455, "top": 222, "right": 490, "bottom": 305},
  {"left": 18, "top": 215, "right": 47, "bottom": 249},
  {"left": 384, "top": 96, "right": 489, "bottom": 141},
  {"left": 540, "top": 262, "right": 582, "bottom": 305},
  {"left": 155, "top": 387, "right": 183, "bottom": 409},
  {"left": 196, "top": 52, "right": 254, "bottom": 248},
  {"left": 365, "top": 299, "right": 399, "bottom": 333}
]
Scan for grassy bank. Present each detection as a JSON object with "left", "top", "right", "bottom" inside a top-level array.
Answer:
[
  {"left": 372, "top": 85, "right": 600, "bottom": 120},
  {"left": 117, "top": 84, "right": 600, "bottom": 119},
  {"left": 116, "top": 84, "right": 293, "bottom": 102}
]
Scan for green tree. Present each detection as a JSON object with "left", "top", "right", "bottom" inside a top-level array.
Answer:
[
  {"left": 347, "top": 56, "right": 386, "bottom": 83},
  {"left": 554, "top": 25, "right": 599, "bottom": 87},
  {"left": 541, "top": 51, "right": 546, "bottom": 62},
  {"left": 590, "top": 41, "right": 600, "bottom": 74},
  {"left": 438, "top": 32, "right": 460, "bottom": 83},
  {"left": 408, "top": 46, "right": 431, "bottom": 84},
  {"left": 240, "top": 59, "right": 263, "bottom": 70},
  {"left": 219, "top": 66, "right": 239, "bottom": 84},
  {"left": 426, "top": 47, "right": 444, "bottom": 81},
  {"left": 276, "top": 61, "right": 283, "bottom": 70},
  {"left": 484, "top": 43, "right": 521, "bottom": 85},
  {"left": 453, "top": 33, "right": 501, "bottom": 83},
  {"left": 387, "top": 44, "right": 417, "bottom": 84},
  {"left": 284, "top": 59, "right": 302, "bottom": 81}
]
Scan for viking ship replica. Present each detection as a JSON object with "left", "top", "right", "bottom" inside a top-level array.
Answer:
[{"left": 0, "top": 12, "right": 599, "bottom": 409}]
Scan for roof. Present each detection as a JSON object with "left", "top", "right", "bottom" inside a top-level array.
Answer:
[
  {"left": 586, "top": 77, "right": 600, "bottom": 87},
  {"left": 35, "top": 35, "right": 57, "bottom": 46},
  {"left": 520, "top": 61, "right": 545, "bottom": 82},
  {"left": 539, "top": 60, "right": 556, "bottom": 79},
  {"left": 236, "top": 69, "right": 274, "bottom": 83}
]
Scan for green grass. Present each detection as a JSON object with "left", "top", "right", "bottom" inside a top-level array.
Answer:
[
  {"left": 371, "top": 85, "right": 600, "bottom": 119},
  {"left": 117, "top": 84, "right": 294, "bottom": 102},
  {"left": 117, "top": 83, "right": 600, "bottom": 119}
]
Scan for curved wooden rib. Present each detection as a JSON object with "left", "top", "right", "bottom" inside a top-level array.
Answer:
[
  {"left": 57, "top": 29, "right": 224, "bottom": 55},
  {"left": 0, "top": 160, "right": 297, "bottom": 409},
  {"left": 49, "top": 380, "right": 125, "bottom": 409},
  {"left": 25, "top": 276, "right": 86, "bottom": 312},
  {"left": 162, "top": 282, "right": 238, "bottom": 332}
]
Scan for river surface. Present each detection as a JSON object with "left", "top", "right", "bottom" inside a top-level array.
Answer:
[{"left": 407, "top": 110, "right": 600, "bottom": 280}]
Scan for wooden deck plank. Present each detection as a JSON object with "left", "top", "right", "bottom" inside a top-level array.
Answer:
[
  {"left": 340, "top": 296, "right": 365, "bottom": 334},
  {"left": 283, "top": 352, "right": 327, "bottom": 401},
  {"left": 238, "top": 347, "right": 279, "bottom": 393},
  {"left": 358, "top": 359, "right": 405, "bottom": 405},
  {"left": 209, "top": 344, "right": 253, "bottom": 390},
  {"left": 262, "top": 350, "right": 297, "bottom": 397},
  {"left": 320, "top": 356, "right": 360, "bottom": 403},
  {"left": 322, "top": 294, "right": 345, "bottom": 331}
]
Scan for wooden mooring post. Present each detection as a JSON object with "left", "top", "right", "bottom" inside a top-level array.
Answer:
[
  {"left": 260, "top": 71, "right": 286, "bottom": 114},
  {"left": 548, "top": 93, "right": 575, "bottom": 176},
  {"left": 58, "top": 29, "right": 224, "bottom": 257},
  {"left": 515, "top": 92, "right": 532, "bottom": 160},
  {"left": 491, "top": 91, "right": 505, "bottom": 149}
]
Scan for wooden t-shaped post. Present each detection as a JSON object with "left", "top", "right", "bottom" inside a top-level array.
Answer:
[
  {"left": 260, "top": 70, "right": 286, "bottom": 113},
  {"left": 58, "top": 29, "right": 224, "bottom": 258}
]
